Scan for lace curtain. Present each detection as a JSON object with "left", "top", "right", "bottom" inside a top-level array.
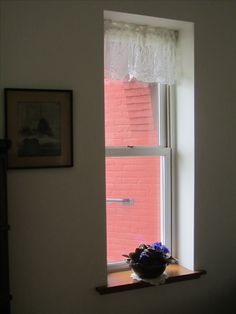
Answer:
[{"left": 104, "top": 20, "right": 178, "bottom": 85}]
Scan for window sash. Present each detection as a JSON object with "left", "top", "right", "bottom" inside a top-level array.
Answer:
[{"left": 106, "top": 148, "right": 172, "bottom": 270}]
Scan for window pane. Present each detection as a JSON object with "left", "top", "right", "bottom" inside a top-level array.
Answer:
[
  {"left": 106, "top": 156, "right": 161, "bottom": 263},
  {"left": 105, "top": 80, "right": 159, "bottom": 146}
]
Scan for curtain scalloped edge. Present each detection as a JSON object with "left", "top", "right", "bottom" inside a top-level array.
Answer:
[{"left": 104, "top": 19, "right": 178, "bottom": 85}]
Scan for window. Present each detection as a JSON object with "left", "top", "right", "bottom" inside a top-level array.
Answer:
[
  {"left": 104, "top": 12, "right": 194, "bottom": 271},
  {"left": 105, "top": 81, "right": 172, "bottom": 268}
]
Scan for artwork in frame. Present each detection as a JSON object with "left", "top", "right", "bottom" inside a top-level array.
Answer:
[{"left": 5, "top": 88, "right": 73, "bottom": 169}]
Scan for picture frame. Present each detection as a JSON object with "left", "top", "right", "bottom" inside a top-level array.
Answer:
[{"left": 5, "top": 88, "right": 73, "bottom": 169}]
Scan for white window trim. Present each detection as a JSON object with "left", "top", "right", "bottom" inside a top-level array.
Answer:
[{"left": 160, "top": 151, "right": 172, "bottom": 251}]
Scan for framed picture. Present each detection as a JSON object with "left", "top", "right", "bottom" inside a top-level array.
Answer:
[{"left": 5, "top": 88, "right": 73, "bottom": 169}]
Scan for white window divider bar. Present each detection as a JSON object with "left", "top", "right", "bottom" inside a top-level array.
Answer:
[{"left": 106, "top": 146, "right": 171, "bottom": 157}]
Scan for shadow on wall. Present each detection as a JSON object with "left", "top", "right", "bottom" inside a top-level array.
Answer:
[{"left": 154, "top": 286, "right": 236, "bottom": 314}]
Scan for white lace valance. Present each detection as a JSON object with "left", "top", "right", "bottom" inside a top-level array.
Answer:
[{"left": 104, "top": 20, "right": 178, "bottom": 85}]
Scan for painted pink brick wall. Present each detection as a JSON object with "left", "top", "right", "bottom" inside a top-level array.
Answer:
[{"left": 105, "top": 80, "right": 161, "bottom": 262}]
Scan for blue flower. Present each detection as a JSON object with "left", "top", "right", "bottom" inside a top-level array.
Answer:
[
  {"left": 160, "top": 245, "right": 169, "bottom": 254},
  {"left": 138, "top": 251, "right": 152, "bottom": 265},
  {"left": 139, "top": 251, "right": 149, "bottom": 260},
  {"left": 151, "top": 242, "right": 169, "bottom": 254},
  {"left": 151, "top": 242, "right": 162, "bottom": 249}
]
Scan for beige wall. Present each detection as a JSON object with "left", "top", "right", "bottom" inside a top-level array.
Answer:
[{"left": 1, "top": 1, "right": 236, "bottom": 313}]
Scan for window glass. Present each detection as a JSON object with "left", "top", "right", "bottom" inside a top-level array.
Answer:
[
  {"left": 106, "top": 156, "right": 161, "bottom": 263},
  {"left": 105, "top": 80, "right": 159, "bottom": 147}
]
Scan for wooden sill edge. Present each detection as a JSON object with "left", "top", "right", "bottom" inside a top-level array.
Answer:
[{"left": 96, "top": 264, "right": 206, "bottom": 294}]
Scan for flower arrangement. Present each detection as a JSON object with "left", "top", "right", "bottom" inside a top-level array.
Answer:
[{"left": 123, "top": 242, "right": 177, "bottom": 278}]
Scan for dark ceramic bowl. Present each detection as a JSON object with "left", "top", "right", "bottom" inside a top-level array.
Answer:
[{"left": 130, "top": 262, "right": 166, "bottom": 279}]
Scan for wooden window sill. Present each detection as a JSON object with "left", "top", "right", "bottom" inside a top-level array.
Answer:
[{"left": 96, "top": 264, "right": 206, "bottom": 294}]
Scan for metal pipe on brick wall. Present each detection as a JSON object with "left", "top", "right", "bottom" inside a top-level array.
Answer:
[{"left": 106, "top": 198, "right": 134, "bottom": 205}]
